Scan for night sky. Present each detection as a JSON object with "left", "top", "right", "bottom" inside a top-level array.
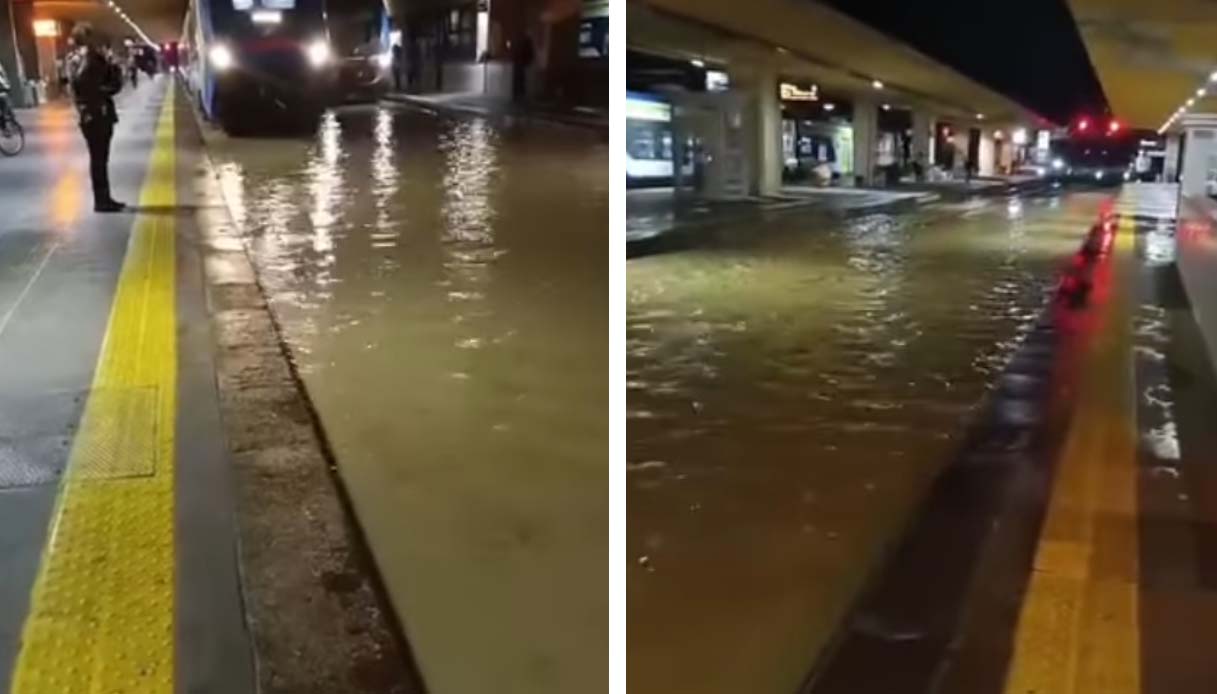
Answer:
[{"left": 821, "top": 0, "right": 1107, "bottom": 125}]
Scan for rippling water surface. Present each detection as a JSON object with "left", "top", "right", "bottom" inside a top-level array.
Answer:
[
  {"left": 205, "top": 105, "right": 607, "bottom": 694},
  {"left": 627, "top": 193, "right": 1105, "bottom": 694}
]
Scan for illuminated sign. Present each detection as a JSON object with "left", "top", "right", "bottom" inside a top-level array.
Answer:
[
  {"left": 626, "top": 93, "right": 670, "bottom": 123},
  {"left": 780, "top": 82, "right": 818, "bottom": 102},
  {"left": 1012, "top": 128, "right": 1028, "bottom": 145},
  {"left": 706, "top": 70, "right": 729, "bottom": 92},
  {"left": 32, "top": 19, "right": 58, "bottom": 37}
]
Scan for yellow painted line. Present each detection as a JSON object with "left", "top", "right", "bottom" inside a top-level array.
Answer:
[
  {"left": 1003, "top": 216, "right": 1140, "bottom": 694},
  {"left": 11, "top": 89, "right": 177, "bottom": 694}
]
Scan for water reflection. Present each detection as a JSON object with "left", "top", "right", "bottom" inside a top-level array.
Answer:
[
  {"left": 308, "top": 112, "right": 344, "bottom": 261},
  {"left": 370, "top": 107, "right": 399, "bottom": 251},
  {"left": 440, "top": 119, "right": 498, "bottom": 245},
  {"left": 627, "top": 192, "right": 1105, "bottom": 694},
  {"left": 201, "top": 104, "right": 606, "bottom": 694}
]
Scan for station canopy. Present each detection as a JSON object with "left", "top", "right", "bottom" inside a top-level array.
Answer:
[
  {"left": 1067, "top": 0, "right": 1217, "bottom": 130},
  {"left": 631, "top": 0, "right": 1045, "bottom": 126}
]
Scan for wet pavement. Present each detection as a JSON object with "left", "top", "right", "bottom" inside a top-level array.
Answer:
[
  {"left": 626, "top": 191, "right": 1108, "bottom": 694},
  {"left": 199, "top": 103, "right": 607, "bottom": 694}
]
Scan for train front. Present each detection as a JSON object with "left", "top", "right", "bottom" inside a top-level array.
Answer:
[{"left": 204, "top": 0, "right": 335, "bottom": 128}]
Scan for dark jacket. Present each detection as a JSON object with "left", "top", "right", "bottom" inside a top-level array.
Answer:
[{"left": 69, "top": 48, "right": 122, "bottom": 126}]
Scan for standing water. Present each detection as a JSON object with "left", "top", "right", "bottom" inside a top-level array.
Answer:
[
  {"left": 204, "top": 105, "right": 607, "bottom": 694},
  {"left": 627, "top": 193, "right": 1105, "bottom": 694}
]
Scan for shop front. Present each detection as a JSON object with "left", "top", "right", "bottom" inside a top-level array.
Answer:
[{"left": 779, "top": 81, "right": 855, "bottom": 185}]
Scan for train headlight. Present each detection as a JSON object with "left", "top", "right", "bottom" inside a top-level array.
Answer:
[
  {"left": 306, "top": 40, "right": 331, "bottom": 68},
  {"left": 374, "top": 52, "right": 392, "bottom": 69},
  {"left": 209, "top": 45, "right": 234, "bottom": 71},
  {"left": 1052, "top": 157, "right": 1065, "bottom": 170}
]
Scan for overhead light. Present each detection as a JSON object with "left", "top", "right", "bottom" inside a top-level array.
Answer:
[
  {"left": 881, "top": 103, "right": 891, "bottom": 111},
  {"left": 976, "top": 113, "right": 985, "bottom": 120},
  {"left": 251, "top": 9, "right": 282, "bottom": 24},
  {"left": 690, "top": 59, "right": 705, "bottom": 68},
  {"left": 823, "top": 102, "right": 835, "bottom": 111},
  {"left": 871, "top": 79, "right": 884, "bottom": 90},
  {"left": 1198, "top": 87, "right": 1207, "bottom": 97},
  {"left": 32, "top": 19, "right": 58, "bottom": 37}
]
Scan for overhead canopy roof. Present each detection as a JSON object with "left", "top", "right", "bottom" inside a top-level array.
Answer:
[
  {"left": 630, "top": 0, "right": 1046, "bottom": 127},
  {"left": 1066, "top": 0, "right": 1217, "bottom": 130},
  {"left": 24, "top": 0, "right": 185, "bottom": 45}
]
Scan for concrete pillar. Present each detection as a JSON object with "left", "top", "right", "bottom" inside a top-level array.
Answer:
[
  {"left": 739, "top": 64, "right": 781, "bottom": 197},
  {"left": 1165, "top": 134, "right": 1182, "bottom": 182},
  {"left": 1179, "top": 115, "right": 1217, "bottom": 198},
  {"left": 912, "top": 110, "right": 934, "bottom": 167},
  {"left": 853, "top": 97, "right": 877, "bottom": 186},
  {"left": 978, "top": 130, "right": 996, "bottom": 176},
  {"left": 0, "top": 0, "right": 29, "bottom": 107}
]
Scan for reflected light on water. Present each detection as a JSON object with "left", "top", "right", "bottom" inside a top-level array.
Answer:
[
  {"left": 308, "top": 112, "right": 345, "bottom": 261},
  {"left": 438, "top": 118, "right": 503, "bottom": 337},
  {"left": 216, "top": 161, "right": 247, "bottom": 226},
  {"left": 440, "top": 119, "right": 498, "bottom": 246},
  {"left": 370, "top": 107, "right": 400, "bottom": 250}
]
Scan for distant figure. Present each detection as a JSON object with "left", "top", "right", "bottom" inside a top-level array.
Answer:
[
  {"left": 406, "top": 37, "right": 420, "bottom": 90},
  {"left": 68, "top": 23, "right": 125, "bottom": 213},
  {"left": 511, "top": 34, "right": 534, "bottom": 103},
  {"left": 0, "top": 61, "right": 12, "bottom": 117},
  {"left": 433, "top": 41, "right": 443, "bottom": 92},
  {"left": 391, "top": 44, "right": 403, "bottom": 92},
  {"left": 911, "top": 152, "right": 925, "bottom": 181},
  {"left": 127, "top": 56, "right": 139, "bottom": 89}
]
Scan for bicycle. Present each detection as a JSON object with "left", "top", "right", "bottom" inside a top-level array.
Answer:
[{"left": 0, "top": 94, "right": 25, "bottom": 156}]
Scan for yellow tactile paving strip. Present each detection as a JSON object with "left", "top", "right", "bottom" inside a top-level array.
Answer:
[
  {"left": 1003, "top": 215, "right": 1140, "bottom": 694},
  {"left": 10, "top": 90, "right": 177, "bottom": 694}
]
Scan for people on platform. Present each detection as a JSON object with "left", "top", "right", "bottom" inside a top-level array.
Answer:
[
  {"left": 0, "top": 61, "right": 14, "bottom": 130},
  {"left": 127, "top": 54, "right": 140, "bottom": 89},
  {"left": 0, "top": 61, "right": 10, "bottom": 109},
  {"left": 67, "top": 23, "right": 125, "bottom": 213}
]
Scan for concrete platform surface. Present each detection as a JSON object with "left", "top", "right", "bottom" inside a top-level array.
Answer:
[{"left": 0, "top": 77, "right": 256, "bottom": 694}]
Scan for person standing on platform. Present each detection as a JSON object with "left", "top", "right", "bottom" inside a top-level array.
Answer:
[
  {"left": 511, "top": 33, "right": 535, "bottom": 104},
  {"left": 127, "top": 53, "right": 139, "bottom": 89},
  {"left": 67, "top": 24, "right": 125, "bottom": 213},
  {"left": 391, "top": 43, "right": 403, "bottom": 92}
]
